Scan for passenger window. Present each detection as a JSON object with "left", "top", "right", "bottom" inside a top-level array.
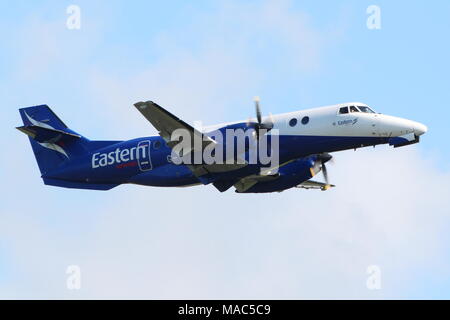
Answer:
[
  {"left": 339, "top": 107, "right": 348, "bottom": 114},
  {"left": 153, "top": 140, "right": 161, "bottom": 150},
  {"left": 301, "top": 116, "right": 309, "bottom": 125},
  {"left": 350, "top": 106, "right": 360, "bottom": 113},
  {"left": 289, "top": 118, "right": 298, "bottom": 127}
]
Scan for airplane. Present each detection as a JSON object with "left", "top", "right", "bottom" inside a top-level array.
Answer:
[{"left": 16, "top": 99, "right": 427, "bottom": 193}]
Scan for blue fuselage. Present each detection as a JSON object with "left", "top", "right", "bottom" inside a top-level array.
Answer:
[{"left": 44, "top": 134, "right": 388, "bottom": 188}]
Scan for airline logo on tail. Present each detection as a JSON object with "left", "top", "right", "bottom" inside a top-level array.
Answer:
[{"left": 24, "top": 111, "right": 69, "bottom": 158}]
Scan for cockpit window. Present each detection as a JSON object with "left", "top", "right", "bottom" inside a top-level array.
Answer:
[
  {"left": 339, "top": 107, "right": 348, "bottom": 114},
  {"left": 358, "top": 106, "right": 375, "bottom": 113},
  {"left": 350, "top": 106, "right": 360, "bottom": 113}
]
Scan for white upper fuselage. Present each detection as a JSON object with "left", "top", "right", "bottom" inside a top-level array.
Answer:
[{"left": 205, "top": 102, "right": 427, "bottom": 139}]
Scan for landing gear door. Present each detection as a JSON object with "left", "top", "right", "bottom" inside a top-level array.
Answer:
[{"left": 137, "top": 140, "right": 152, "bottom": 171}]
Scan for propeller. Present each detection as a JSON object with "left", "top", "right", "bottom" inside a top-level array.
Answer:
[
  {"left": 316, "top": 153, "right": 333, "bottom": 185},
  {"left": 251, "top": 96, "right": 274, "bottom": 139}
]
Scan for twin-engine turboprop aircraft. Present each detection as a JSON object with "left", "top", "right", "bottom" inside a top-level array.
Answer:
[{"left": 17, "top": 99, "right": 427, "bottom": 193}]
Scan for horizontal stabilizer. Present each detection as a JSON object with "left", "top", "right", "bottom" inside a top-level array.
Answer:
[
  {"left": 17, "top": 104, "right": 90, "bottom": 174},
  {"left": 16, "top": 125, "right": 81, "bottom": 143}
]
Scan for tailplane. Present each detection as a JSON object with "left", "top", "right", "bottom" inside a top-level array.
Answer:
[{"left": 17, "top": 105, "right": 90, "bottom": 176}]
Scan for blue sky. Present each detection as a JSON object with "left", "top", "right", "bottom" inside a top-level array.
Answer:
[
  {"left": 1, "top": 0, "right": 450, "bottom": 299},
  {"left": 2, "top": 1, "right": 449, "bottom": 157}
]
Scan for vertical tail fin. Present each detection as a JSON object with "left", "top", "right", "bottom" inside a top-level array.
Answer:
[
  {"left": 19, "top": 104, "right": 69, "bottom": 130},
  {"left": 17, "top": 105, "right": 90, "bottom": 175}
]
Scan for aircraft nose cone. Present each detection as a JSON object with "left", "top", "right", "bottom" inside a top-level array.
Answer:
[{"left": 413, "top": 122, "right": 428, "bottom": 136}]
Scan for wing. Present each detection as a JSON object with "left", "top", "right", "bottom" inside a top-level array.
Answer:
[
  {"left": 233, "top": 173, "right": 279, "bottom": 193},
  {"left": 134, "top": 101, "right": 247, "bottom": 181},
  {"left": 134, "top": 101, "right": 216, "bottom": 150}
]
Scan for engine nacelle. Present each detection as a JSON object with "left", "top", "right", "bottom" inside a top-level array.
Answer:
[{"left": 239, "top": 155, "right": 323, "bottom": 193}]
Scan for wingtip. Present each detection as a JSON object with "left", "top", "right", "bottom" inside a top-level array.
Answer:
[
  {"left": 133, "top": 101, "right": 145, "bottom": 108},
  {"left": 134, "top": 101, "right": 157, "bottom": 109}
]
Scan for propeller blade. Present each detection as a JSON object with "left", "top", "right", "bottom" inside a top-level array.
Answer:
[
  {"left": 251, "top": 96, "right": 274, "bottom": 139},
  {"left": 254, "top": 96, "right": 262, "bottom": 124},
  {"left": 315, "top": 153, "right": 332, "bottom": 185},
  {"left": 322, "top": 162, "right": 329, "bottom": 185}
]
